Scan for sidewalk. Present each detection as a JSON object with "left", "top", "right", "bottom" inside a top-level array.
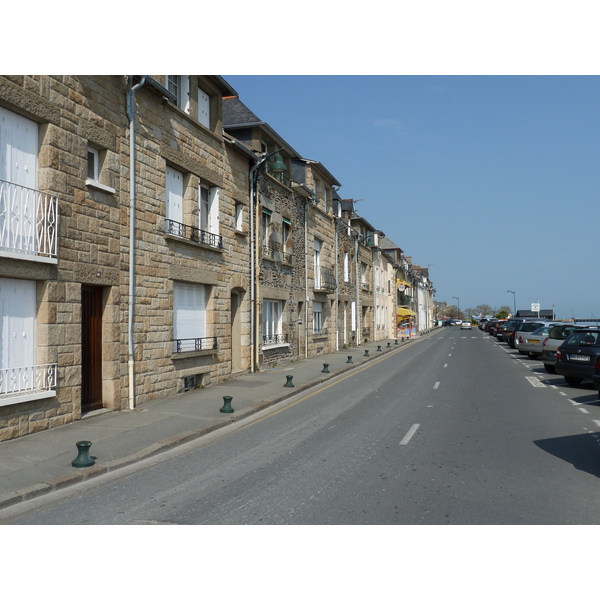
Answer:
[{"left": 0, "top": 337, "right": 419, "bottom": 510}]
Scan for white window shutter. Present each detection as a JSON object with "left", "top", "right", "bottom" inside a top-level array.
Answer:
[
  {"left": 0, "top": 106, "right": 38, "bottom": 189},
  {"left": 0, "top": 277, "right": 36, "bottom": 370},
  {"left": 209, "top": 187, "right": 219, "bottom": 235},
  {"left": 166, "top": 166, "right": 183, "bottom": 224},
  {"left": 198, "top": 88, "right": 210, "bottom": 128},
  {"left": 173, "top": 282, "right": 206, "bottom": 351}
]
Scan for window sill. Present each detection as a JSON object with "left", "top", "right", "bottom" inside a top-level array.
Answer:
[
  {"left": 0, "top": 390, "right": 56, "bottom": 408},
  {"left": 86, "top": 179, "right": 116, "bottom": 194},
  {"left": 261, "top": 343, "right": 291, "bottom": 351},
  {"left": 172, "top": 349, "right": 218, "bottom": 360},
  {"left": 0, "top": 248, "right": 57, "bottom": 264},
  {"left": 234, "top": 229, "right": 249, "bottom": 237}
]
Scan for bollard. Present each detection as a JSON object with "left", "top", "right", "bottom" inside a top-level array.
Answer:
[
  {"left": 72, "top": 441, "right": 95, "bottom": 468},
  {"left": 387, "top": 342, "right": 391, "bottom": 348},
  {"left": 364, "top": 349, "right": 369, "bottom": 357},
  {"left": 284, "top": 375, "right": 295, "bottom": 388},
  {"left": 377, "top": 345, "right": 382, "bottom": 352},
  {"left": 220, "top": 395, "right": 234, "bottom": 414},
  {"left": 322, "top": 364, "right": 330, "bottom": 373},
  {"left": 394, "top": 339, "right": 399, "bottom": 345},
  {"left": 347, "top": 356, "right": 353, "bottom": 364}
]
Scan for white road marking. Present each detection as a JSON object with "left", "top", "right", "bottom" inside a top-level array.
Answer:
[
  {"left": 594, "top": 420, "right": 600, "bottom": 428},
  {"left": 526, "top": 376, "right": 546, "bottom": 388},
  {"left": 579, "top": 407, "right": 589, "bottom": 414},
  {"left": 400, "top": 424, "right": 420, "bottom": 446},
  {"left": 433, "top": 382, "right": 440, "bottom": 389},
  {"left": 443, "top": 364, "right": 448, "bottom": 368}
]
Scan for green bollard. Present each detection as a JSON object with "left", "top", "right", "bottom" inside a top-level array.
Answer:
[
  {"left": 394, "top": 339, "right": 399, "bottom": 345},
  {"left": 347, "top": 356, "right": 353, "bottom": 364},
  {"left": 72, "top": 441, "right": 95, "bottom": 468},
  {"left": 220, "top": 395, "right": 234, "bottom": 413},
  {"left": 284, "top": 375, "right": 295, "bottom": 388},
  {"left": 364, "top": 349, "right": 369, "bottom": 357},
  {"left": 322, "top": 364, "right": 330, "bottom": 373},
  {"left": 387, "top": 342, "right": 391, "bottom": 348},
  {"left": 377, "top": 345, "right": 382, "bottom": 352}
]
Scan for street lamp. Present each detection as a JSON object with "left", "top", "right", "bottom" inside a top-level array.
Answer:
[
  {"left": 452, "top": 296, "right": 460, "bottom": 318},
  {"left": 506, "top": 290, "right": 516, "bottom": 316}
]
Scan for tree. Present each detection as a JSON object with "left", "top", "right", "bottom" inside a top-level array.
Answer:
[{"left": 475, "top": 304, "right": 494, "bottom": 317}]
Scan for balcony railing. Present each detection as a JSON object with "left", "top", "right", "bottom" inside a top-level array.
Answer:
[
  {"left": 173, "top": 337, "right": 218, "bottom": 353},
  {"left": 262, "top": 333, "right": 288, "bottom": 345},
  {"left": 315, "top": 267, "right": 337, "bottom": 292},
  {"left": 165, "top": 219, "right": 223, "bottom": 250},
  {"left": 0, "top": 179, "right": 58, "bottom": 259},
  {"left": 261, "top": 244, "right": 275, "bottom": 259},
  {"left": 0, "top": 363, "right": 58, "bottom": 396}
]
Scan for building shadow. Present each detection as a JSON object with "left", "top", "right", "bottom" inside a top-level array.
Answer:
[{"left": 534, "top": 432, "right": 600, "bottom": 478}]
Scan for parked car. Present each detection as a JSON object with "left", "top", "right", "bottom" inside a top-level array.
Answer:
[
  {"left": 555, "top": 327, "right": 600, "bottom": 386},
  {"left": 453, "top": 319, "right": 463, "bottom": 326},
  {"left": 512, "top": 321, "right": 547, "bottom": 353},
  {"left": 478, "top": 318, "right": 490, "bottom": 330},
  {"left": 515, "top": 323, "right": 559, "bottom": 358},
  {"left": 488, "top": 319, "right": 506, "bottom": 337},
  {"left": 501, "top": 318, "right": 533, "bottom": 348},
  {"left": 461, "top": 320, "right": 472, "bottom": 330},
  {"left": 484, "top": 318, "right": 498, "bottom": 334},
  {"left": 495, "top": 321, "right": 509, "bottom": 340},
  {"left": 542, "top": 323, "right": 597, "bottom": 373}
]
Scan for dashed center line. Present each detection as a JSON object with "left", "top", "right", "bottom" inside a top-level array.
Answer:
[
  {"left": 433, "top": 382, "right": 440, "bottom": 389},
  {"left": 400, "top": 424, "right": 420, "bottom": 446}
]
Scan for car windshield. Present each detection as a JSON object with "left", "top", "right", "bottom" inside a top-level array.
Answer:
[{"left": 565, "top": 330, "right": 600, "bottom": 346}]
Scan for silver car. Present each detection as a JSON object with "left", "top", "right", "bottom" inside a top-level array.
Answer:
[{"left": 515, "top": 323, "right": 559, "bottom": 358}]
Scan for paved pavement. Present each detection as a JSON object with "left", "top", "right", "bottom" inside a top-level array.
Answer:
[{"left": 0, "top": 336, "right": 423, "bottom": 510}]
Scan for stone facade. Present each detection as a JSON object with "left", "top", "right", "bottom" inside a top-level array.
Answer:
[{"left": 0, "top": 76, "right": 434, "bottom": 441}]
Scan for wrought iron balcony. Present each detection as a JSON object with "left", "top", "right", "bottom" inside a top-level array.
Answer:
[
  {"left": 0, "top": 179, "right": 58, "bottom": 260},
  {"left": 0, "top": 363, "right": 58, "bottom": 396},
  {"left": 262, "top": 333, "right": 288, "bottom": 345},
  {"left": 165, "top": 219, "right": 223, "bottom": 250},
  {"left": 173, "top": 337, "right": 218, "bottom": 353},
  {"left": 315, "top": 267, "right": 337, "bottom": 292},
  {"left": 261, "top": 244, "right": 275, "bottom": 259}
]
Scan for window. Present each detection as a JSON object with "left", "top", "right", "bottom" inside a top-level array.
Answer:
[
  {"left": 198, "top": 86, "right": 210, "bottom": 128},
  {"left": 173, "top": 282, "right": 207, "bottom": 353},
  {"left": 262, "top": 209, "right": 272, "bottom": 251},
  {"left": 0, "top": 278, "right": 36, "bottom": 392},
  {"left": 313, "top": 301, "right": 323, "bottom": 334},
  {"left": 343, "top": 252, "right": 349, "bottom": 282},
  {"left": 282, "top": 219, "right": 291, "bottom": 250},
  {"left": 263, "top": 300, "right": 283, "bottom": 343},
  {"left": 314, "top": 239, "right": 322, "bottom": 288},
  {"left": 168, "top": 76, "right": 190, "bottom": 113},
  {"left": 235, "top": 202, "right": 243, "bottom": 231},
  {"left": 87, "top": 147, "right": 99, "bottom": 182},
  {"left": 351, "top": 301, "right": 356, "bottom": 331}
]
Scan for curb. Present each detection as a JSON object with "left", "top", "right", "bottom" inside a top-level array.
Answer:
[{"left": 0, "top": 333, "right": 437, "bottom": 511}]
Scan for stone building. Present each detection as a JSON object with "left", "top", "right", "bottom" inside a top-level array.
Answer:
[{"left": 0, "top": 75, "right": 245, "bottom": 440}]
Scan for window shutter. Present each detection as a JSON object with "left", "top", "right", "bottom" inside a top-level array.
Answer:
[
  {"left": 173, "top": 282, "right": 206, "bottom": 350},
  {"left": 0, "top": 278, "right": 36, "bottom": 370},
  {"left": 209, "top": 187, "right": 219, "bottom": 235},
  {"left": 166, "top": 167, "right": 183, "bottom": 224},
  {"left": 0, "top": 107, "right": 38, "bottom": 189},
  {"left": 198, "top": 88, "right": 210, "bottom": 128}
]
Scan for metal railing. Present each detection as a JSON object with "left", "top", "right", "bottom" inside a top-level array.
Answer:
[
  {"left": 0, "top": 363, "right": 58, "bottom": 396},
  {"left": 262, "top": 333, "right": 288, "bottom": 345},
  {"left": 165, "top": 219, "right": 223, "bottom": 250},
  {"left": 315, "top": 267, "right": 337, "bottom": 292},
  {"left": 173, "top": 337, "right": 218, "bottom": 353},
  {"left": 0, "top": 179, "right": 58, "bottom": 259},
  {"left": 261, "top": 245, "right": 275, "bottom": 259}
]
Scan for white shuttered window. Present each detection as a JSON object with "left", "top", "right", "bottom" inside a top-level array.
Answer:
[
  {"left": 0, "top": 278, "right": 36, "bottom": 370},
  {"left": 173, "top": 282, "right": 206, "bottom": 352}
]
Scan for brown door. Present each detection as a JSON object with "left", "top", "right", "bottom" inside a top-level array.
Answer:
[{"left": 81, "top": 285, "right": 103, "bottom": 411}]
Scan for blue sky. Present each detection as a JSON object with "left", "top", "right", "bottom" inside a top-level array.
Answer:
[{"left": 223, "top": 75, "right": 600, "bottom": 319}]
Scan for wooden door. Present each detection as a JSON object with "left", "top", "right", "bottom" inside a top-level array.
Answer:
[{"left": 81, "top": 285, "right": 103, "bottom": 411}]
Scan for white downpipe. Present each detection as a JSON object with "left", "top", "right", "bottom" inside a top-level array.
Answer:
[{"left": 127, "top": 76, "right": 146, "bottom": 410}]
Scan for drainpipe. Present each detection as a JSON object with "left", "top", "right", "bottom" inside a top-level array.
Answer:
[{"left": 126, "top": 76, "right": 146, "bottom": 410}]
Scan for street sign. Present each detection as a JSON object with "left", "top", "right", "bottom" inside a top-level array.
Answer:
[{"left": 531, "top": 303, "right": 540, "bottom": 312}]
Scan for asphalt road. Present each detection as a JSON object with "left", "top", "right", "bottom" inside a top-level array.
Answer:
[{"left": 5, "top": 327, "right": 600, "bottom": 525}]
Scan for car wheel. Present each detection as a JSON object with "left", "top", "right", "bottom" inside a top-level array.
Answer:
[
  {"left": 544, "top": 364, "right": 556, "bottom": 374},
  {"left": 564, "top": 376, "right": 583, "bottom": 386}
]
